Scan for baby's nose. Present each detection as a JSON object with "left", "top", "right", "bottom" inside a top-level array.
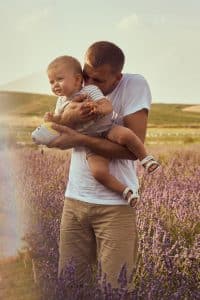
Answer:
[{"left": 54, "top": 81, "right": 59, "bottom": 87}]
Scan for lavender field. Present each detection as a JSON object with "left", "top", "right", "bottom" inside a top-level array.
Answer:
[{"left": 1, "top": 144, "right": 200, "bottom": 299}]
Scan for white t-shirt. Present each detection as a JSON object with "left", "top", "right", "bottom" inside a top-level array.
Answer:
[{"left": 65, "top": 74, "right": 152, "bottom": 205}]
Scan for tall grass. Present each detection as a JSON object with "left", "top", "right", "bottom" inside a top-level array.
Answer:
[{"left": 6, "top": 145, "right": 200, "bottom": 299}]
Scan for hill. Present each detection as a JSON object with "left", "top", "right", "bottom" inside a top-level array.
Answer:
[
  {"left": 182, "top": 105, "right": 200, "bottom": 113},
  {"left": 0, "top": 91, "right": 56, "bottom": 116},
  {"left": 0, "top": 71, "right": 49, "bottom": 95},
  {"left": 0, "top": 91, "right": 199, "bottom": 127},
  {"left": 148, "top": 103, "right": 200, "bottom": 127}
]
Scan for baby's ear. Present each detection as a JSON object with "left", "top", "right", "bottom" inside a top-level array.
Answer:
[{"left": 76, "top": 73, "right": 83, "bottom": 84}]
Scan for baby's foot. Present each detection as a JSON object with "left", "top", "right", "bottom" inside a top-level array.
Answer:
[
  {"left": 140, "top": 155, "right": 160, "bottom": 174},
  {"left": 122, "top": 187, "right": 139, "bottom": 208},
  {"left": 31, "top": 122, "right": 60, "bottom": 145}
]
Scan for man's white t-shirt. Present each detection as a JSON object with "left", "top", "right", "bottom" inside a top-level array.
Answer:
[{"left": 65, "top": 73, "right": 152, "bottom": 205}]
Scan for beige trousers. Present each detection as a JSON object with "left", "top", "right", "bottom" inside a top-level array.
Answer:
[{"left": 58, "top": 198, "right": 138, "bottom": 288}]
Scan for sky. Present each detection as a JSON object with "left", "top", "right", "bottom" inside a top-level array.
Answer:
[{"left": 1, "top": 0, "right": 200, "bottom": 104}]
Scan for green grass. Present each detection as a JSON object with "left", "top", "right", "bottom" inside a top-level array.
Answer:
[
  {"left": 148, "top": 103, "right": 200, "bottom": 127},
  {"left": 1, "top": 91, "right": 200, "bottom": 127},
  {"left": 0, "top": 91, "right": 200, "bottom": 145},
  {"left": 146, "top": 127, "right": 200, "bottom": 144},
  {"left": 0, "top": 91, "right": 56, "bottom": 116},
  {"left": 7, "top": 126, "right": 199, "bottom": 146},
  {"left": 0, "top": 257, "right": 41, "bottom": 300}
]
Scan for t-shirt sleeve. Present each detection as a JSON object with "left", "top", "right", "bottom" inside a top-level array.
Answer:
[
  {"left": 81, "top": 85, "right": 104, "bottom": 101},
  {"left": 122, "top": 75, "right": 152, "bottom": 117}
]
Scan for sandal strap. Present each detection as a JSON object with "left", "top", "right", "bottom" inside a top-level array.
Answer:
[
  {"left": 140, "top": 155, "right": 154, "bottom": 166},
  {"left": 123, "top": 187, "right": 140, "bottom": 207},
  {"left": 145, "top": 160, "right": 160, "bottom": 174},
  {"left": 122, "top": 187, "right": 133, "bottom": 200},
  {"left": 127, "top": 191, "right": 139, "bottom": 206}
]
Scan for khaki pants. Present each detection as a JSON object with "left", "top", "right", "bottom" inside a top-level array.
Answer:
[{"left": 58, "top": 198, "right": 138, "bottom": 288}]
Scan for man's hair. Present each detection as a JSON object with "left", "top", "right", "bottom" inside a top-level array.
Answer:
[
  {"left": 85, "top": 41, "right": 125, "bottom": 73},
  {"left": 47, "top": 55, "right": 82, "bottom": 75}
]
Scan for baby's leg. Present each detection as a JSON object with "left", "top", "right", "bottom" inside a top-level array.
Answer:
[
  {"left": 31, "top": 122, "right": 60, "bottom": 145},
  {"left": 87, "top": 154, "right": 127, "bottom": 195},
  {"left": 107, "top": 125, "right": 147, "bottom": 160},
  {"left": 107, "top": 125, "right": 160, "bottom": 173}
]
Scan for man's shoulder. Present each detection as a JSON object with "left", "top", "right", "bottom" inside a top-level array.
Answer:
[
  {"left": 112, "top": 73, "right": 151, "bottom": 110},
  {"left": 122, "top": 73, "right": 148, "bottom": 86},
  {"left": 118, "top": 74, "right": 150, "bottom": 96}
]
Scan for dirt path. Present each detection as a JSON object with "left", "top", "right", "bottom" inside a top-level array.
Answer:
[
  {"left": 0, "top": 257, "right": 40, "bottom": 300},
  {"left": 182, "top": 105, "right": 200, "bottom": 113}
]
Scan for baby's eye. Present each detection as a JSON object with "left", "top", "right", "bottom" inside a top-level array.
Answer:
[{"left": 57, "top": 77, "right": 64, "bottom": 81}]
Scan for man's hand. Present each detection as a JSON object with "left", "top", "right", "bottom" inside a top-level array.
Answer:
[
  {"left": 48, "top": 123, "right": 134, "bottom": 160},
  {"left": 48, "top": 123, "right": 83, "bottom": 149}
]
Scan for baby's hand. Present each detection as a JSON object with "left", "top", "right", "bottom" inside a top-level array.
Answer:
[
  {"left": 82, "top": 102, "right": 103, "bottom": 120},
  {"left": 82, "top": 101, "right": 97, "bottom": 111},
  {"left": 90, "top": 103, "right": 98, "bottom": 114},
  {"left": 82, "top": 102, "right": 96, "bottom": 117},
  {"left": 44, "top": 112, "right": 54, "bottom": 122}
]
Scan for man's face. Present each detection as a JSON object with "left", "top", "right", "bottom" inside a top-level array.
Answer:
[{"left": 83, "top": 63, "right": 122, "bottom": 95}]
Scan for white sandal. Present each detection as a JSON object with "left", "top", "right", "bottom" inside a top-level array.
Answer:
[
  {"left": 123, "top": 187, "right": 139, "bottom": 208},
  {"left": 140, "top": 155, "right": 160, "bottom": 174}
]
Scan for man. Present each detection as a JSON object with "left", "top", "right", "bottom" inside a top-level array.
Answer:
[{"left": 51, "top": 41, "right": 151, "bottom": 287}]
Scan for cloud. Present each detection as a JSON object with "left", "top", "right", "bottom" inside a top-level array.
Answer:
[
  {"left": 117, "top": 13, "right": 168, "bottom": 31},
  {"left": 117, "top": 13, "right": 139, "bottom": 30},
  {"left": 17, "top": 7, "right": 52, "bottom": 32}
]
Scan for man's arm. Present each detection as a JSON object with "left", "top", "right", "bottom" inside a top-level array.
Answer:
[
  {"left": 123, "top": 109, "right": 148, "bottom": 143},
  {"left": 49, "top": 108, "right": 148, "bottom": 160}
]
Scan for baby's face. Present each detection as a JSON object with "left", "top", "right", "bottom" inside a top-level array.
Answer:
[{"left": 48, "top": 64, "right": 82, "bottom": 97}]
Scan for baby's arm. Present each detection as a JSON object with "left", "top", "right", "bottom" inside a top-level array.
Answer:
[
  {"left": 80, "top": 85, "right": 113, "bottom": 117},
  {"left": 90, "top": 98, "right": 113, "bottom": 117},
  {"left": 44, "top": 106, "right": 79, "bottom": 128},
  {"left": 57, "top": 98, "right": 112, "bottom": 129},
  {"left": 58, "top": 101, "right": 96, "bottom": 128}
]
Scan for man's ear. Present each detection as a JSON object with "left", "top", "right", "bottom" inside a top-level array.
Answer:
[{"left": 116, "top": 73, "right": 122, "bottom": 83}]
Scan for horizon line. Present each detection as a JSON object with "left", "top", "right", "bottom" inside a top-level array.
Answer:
[{"left": 0, "top": 89, "right": 199, "bottom": 106}]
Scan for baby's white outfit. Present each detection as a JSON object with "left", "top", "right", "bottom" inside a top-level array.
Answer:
[{"left": 31, "top": 85, "right": 115, "bottom": 145}]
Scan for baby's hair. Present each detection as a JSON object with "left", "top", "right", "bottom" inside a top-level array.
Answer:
[
  {"left": 85, "top": 41, "right": 125, "bottom": 73},
  {"left": 47, "top": 55, "right": 82, "bottom": 75}
]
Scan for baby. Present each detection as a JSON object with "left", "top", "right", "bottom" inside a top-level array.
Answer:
[{"left": 32, "top": 56, "right": 160, "bottom": 207}]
